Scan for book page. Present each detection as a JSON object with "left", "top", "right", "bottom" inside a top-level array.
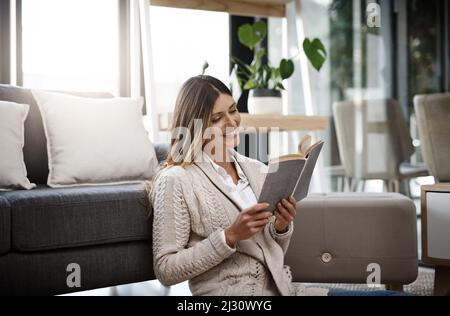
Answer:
[
  {"left": 293, "top": 141, "right": 324, "bottom": 201},
  {"left": 298, "top": 135, "right": 312, "bottom": 157},
  {"left": 305, "top": 140, "right": 323, "bottom": 158}
]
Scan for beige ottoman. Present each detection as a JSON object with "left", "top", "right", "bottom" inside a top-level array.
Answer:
[{"left": 286, "top": 193, "right": 418, "bottom": 289}]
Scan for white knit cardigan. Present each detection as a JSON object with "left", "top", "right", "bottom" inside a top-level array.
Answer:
[{"left": 151, "top": 149, "right": 328, "bottom": 296}]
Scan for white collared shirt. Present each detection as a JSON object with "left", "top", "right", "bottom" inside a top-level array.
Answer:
[{"left": 203, "top": 151, "right": 258, "bottom": 210}]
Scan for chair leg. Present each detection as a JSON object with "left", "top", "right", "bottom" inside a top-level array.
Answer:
[
  {"left": 360, "top": 180, "right": 366, "bottom": 192},
  {"left": 402, "top": 178, "right": 411, "bottom": 197},
  {"left": 384, "top": 180, "right": 394, "bottom": 192},
  {"left": 386, "top": 180, "right": 399, "bottom": 192},
  {"left": 336, "top": 176, "right": 344, "bottom": 192},
  {"left": 393, "top": 180, "right": 400, "bottom": 193},
  {"left": 343, "top": 177, "right": 350, "bottom": 192},
  {"left": 382, "top": 180, "right": 389, "bottom": 192},
  {"left": 351, "top": 179, "right": 359, "bottom": 192}
]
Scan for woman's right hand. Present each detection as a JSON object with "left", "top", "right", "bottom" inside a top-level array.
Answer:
[{"left": 224, "top": 203, "right": 272, "bottom": 248}]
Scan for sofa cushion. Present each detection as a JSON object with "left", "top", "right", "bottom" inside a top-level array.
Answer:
[
  {"left": 32, "top": 90, "right": 158, "bottom": 187},
  {"left": 2, "top": 184, "right": 151, "bottom": 252},
  {"left": 0, "top": 84, "right": 113, "bottom": 184},
  {"left": 0, "top": 196, "right": 11, "bottom": 254},
  {"left": 0, "top": 101, "right": 35, "bottom": 190}
]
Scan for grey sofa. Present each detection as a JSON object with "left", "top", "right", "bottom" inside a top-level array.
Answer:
[
  {"left": 0, "top": 85, "right": 419, "bottom": 295},
  {"left": 0, "top": 84, "right": 162, "bottom": 295},
  {"left": 0, "top": 142, "right": 170, "bottom": 296},
  {"left": 0, "top": 145, "right": 171, "bottom": 296}
]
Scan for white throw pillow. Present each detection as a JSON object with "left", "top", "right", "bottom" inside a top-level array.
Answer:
[
  {"left": 0, "top": 101, "right": 36, "bottom": 190},
  {"left": 32, "top": 90, "right": 158, "bottom": 187}
]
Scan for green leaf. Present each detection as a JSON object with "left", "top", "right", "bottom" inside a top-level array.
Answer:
[
  {"left": 231, "top": 57, "right": 253, "bottom": 77},
  {"left": 236, "top": 70, "right": 250, "bottom": 79},
  {"left": 201, "top": 60, "right": 209, "bottom": 75},
  {"left": 303, "top": 38, "right": 327, "bottom": 71},
  {"left": 271, "top": 68, "right": 280, "bottom": 80},
  {"left": 253, "top": 20, "right": 267, "bottom": 41},
  {"left": 255, "top": 48, "right": 266, "bottom": 60},
  {"left": 262, "top": 66, "right": 270, "bottom": 86},
  {"left": 276, "top": 83, "right": 286, "bottom": 90},
  {"left": 243, "top": 79, "right": 257, "bottom": 90},
  {"left": 279, "top": 59, "right": 294, "bottom": 79},
  {"left": 251, "top": 48, "right": 266, "bottom": 71},
  {"left": 238, "top": 24, "right": 255, "bottom": 50},
  {"left": 238, "top": 21, "right": 267, "bottom": 50}
]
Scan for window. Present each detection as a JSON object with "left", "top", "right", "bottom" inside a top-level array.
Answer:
[
  {"left": 22, "top": 0, "right": 119, "bottom": 94},
  {"left": 408, "top": 0, "right": 442, "bottom": 111},
  {"left": 149, "top": 6, "right": 229, "bottom": 117}
]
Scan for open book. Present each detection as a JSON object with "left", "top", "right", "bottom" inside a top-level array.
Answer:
[{"left": 258, "top": 135, "right": 324, "bottom": 213}]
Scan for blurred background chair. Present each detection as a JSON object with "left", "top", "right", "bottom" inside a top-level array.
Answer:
[
  {"left": 414, "top": 93, "right": 450, "bottom": 183},
  {"left": 326, "top": 165, "right": 348, "bottom": 192},
  {"left": 333, "top": 99, "right": 429, "bottom": 195}
]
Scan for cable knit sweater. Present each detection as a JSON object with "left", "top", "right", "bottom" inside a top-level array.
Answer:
[{"left": 151, "top": 149, "right": 328, "bottom": 296}]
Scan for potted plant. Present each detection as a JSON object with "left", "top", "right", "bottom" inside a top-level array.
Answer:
[{"left": 232, "top": 20, "right": 326, "bottom": 114}]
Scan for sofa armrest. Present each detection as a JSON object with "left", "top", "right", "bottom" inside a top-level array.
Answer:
[{"left": 285, "top": 193, "right": 418, "bottom": 285}]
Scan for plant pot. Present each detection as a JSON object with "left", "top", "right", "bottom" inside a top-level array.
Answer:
[{"left": 247, "top": 89, "right": 283, "bottom": 114}]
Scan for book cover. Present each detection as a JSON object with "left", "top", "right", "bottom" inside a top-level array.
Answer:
[{"left": 258, "top": 139, "right": 324, "bottom": 212}]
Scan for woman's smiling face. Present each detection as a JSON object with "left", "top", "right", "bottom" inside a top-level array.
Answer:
[{"left": 209, "top": 93, "right": 241, "bottom": 151}]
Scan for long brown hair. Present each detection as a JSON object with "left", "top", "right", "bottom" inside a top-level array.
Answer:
[
  {"left": 146, "top": 75, "right": 232, "bottom": 214},
  {"left": 166, "top": 75, "right": 232, "bottom": 167}
]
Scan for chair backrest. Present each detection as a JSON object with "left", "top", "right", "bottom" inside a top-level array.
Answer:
[
  {"left": 414, "top": 93, "right": 450, "bottom": 182},
  {"left": 333, "top": 99, "right": 414, "bottom": 180}
]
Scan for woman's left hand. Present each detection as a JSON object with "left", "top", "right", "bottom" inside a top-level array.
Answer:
[{"left": 274, "top": 196, "right": 297, "bottom": 233}]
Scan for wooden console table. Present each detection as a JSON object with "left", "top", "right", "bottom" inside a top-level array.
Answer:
[{"left": 421, "top": 183, "right": 450, "bottom": 296}]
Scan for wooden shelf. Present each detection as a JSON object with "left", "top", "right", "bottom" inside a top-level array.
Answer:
[
  {"left": 240, "top": 113, "right": 327, "bottom": 132},
  {"left": 159, "top": 112, "right": 327, "bottom": 132},
  {"left": 150, "top": 0, "right": 294, "bottom": 17}
]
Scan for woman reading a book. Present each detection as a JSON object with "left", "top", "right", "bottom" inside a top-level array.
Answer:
[
  {"left": 149, "top": 75, "right": 324, "bottom": 296},
  {"left": 149, "top": 75, "right": 408, "bottom": 296}
]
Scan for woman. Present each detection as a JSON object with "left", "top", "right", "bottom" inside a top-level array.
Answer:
[
  {"left": 149, "top": 74, "right": 324, "bottom": 296},
  {"left": 149, "top": 75, "right": 407, "bottom": 297}
]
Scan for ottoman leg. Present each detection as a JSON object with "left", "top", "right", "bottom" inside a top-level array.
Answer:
[
  {"left": 385, "top": 284, "right": 404, "bottom": 292},
  {"left": 434, "top": 266, "right": 450, "bottom": 296}
]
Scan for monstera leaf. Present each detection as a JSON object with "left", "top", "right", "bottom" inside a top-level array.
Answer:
[{"left": 303, "top": 38, "right": 327, "bottom": 71}]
